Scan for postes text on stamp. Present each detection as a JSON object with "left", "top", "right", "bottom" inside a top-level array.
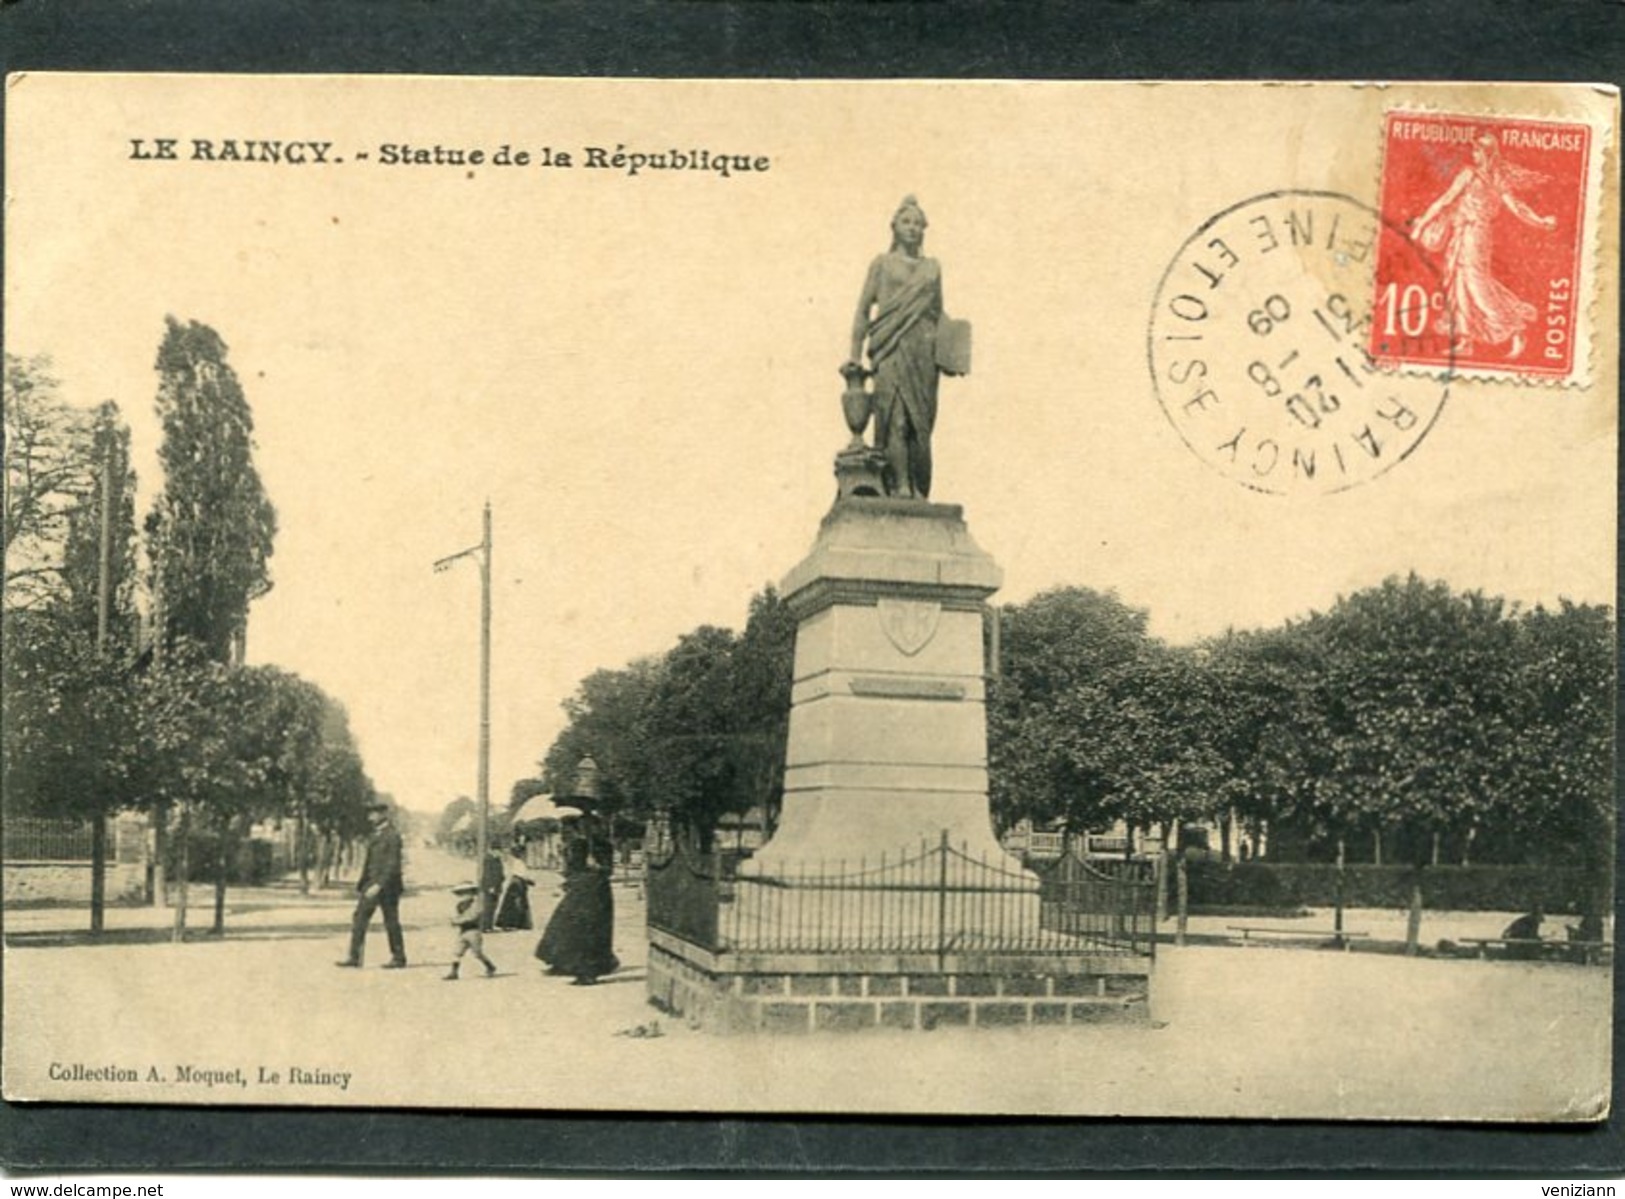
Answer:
[
  {"left": 1371, "top": 111, "right": 1591, "bottom": 381},
  {"left": 1149, "top": 191, "right": 1450, "bottom": 496}
]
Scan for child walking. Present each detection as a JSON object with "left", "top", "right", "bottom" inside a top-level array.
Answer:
[{"left": 444, "top": 882, "right": 498, "bottom": 980}]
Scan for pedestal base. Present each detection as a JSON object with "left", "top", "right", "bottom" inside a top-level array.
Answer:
[
  {"left": 647, "top": 933, "right": 1153, "bottom": 1033},
  {"left": 834, "top": 445, "right": 888, "bottom": 500}
]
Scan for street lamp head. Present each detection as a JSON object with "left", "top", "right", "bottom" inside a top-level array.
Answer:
[
  {"left": 573, "top": 755, "right": 601, "bottom": 803},
  {"left": 433, "top": 543, "right": 483, "bottom": 574}
]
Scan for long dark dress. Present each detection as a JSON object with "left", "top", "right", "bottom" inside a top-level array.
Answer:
[
  {"left": 479, "top": 850, "right": 505, "bottom": 931},
  {"left": 493, "top": 875, "right": 534, "bottom": 930},
  {"left": 534, "top": 842, "right": 618, "bottom": 981}
]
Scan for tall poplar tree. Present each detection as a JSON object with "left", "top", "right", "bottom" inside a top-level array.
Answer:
[
  {"left": 148, "top": 317, "right": 277, "bottom": 663},
  {"left": 146, "top": 317, "right": 277, "bottom": 929}
]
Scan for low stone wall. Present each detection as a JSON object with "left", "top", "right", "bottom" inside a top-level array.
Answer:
[
  {"left": 648, "top": 930, "right": 1151, "bottom": 1033},
  {"left": 3, "top": 861, "right": 146, "bottom": 906}
]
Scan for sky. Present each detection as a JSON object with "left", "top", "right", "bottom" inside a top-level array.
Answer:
[{"left": 6, "top": 75, "right": 1617, "bottom": 814}]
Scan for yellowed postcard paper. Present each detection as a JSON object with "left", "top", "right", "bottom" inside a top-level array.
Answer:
[{"left": 3, "top": 74, "right": 1616, "bottom": 1119}]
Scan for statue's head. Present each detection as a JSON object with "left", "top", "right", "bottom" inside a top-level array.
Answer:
[{"left": 890, "top": 195, "right": 928, "bottom": 250}]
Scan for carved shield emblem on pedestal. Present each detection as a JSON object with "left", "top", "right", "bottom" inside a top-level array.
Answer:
[{"left": 877, "top": 598, "right": 942, "bottom": 657}]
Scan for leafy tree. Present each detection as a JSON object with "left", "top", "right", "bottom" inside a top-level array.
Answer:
[
  {"left": 508, "top": 776, "right": 551, "bottom": 812},
  {"left": 2, "top": 354, "right": 95, "bottom": 611},
  {"left": 1236, "top": 577, "right": 1525, "bottom": 948},
  {"left": 1103, "top": 643, "right": 1228, "bottom": 842},
  {"left": 1501, "top": 601, "right": 1614, "bottom": 930},
  {"left": 1198, "top": 580, "right": 1615, "bottom": 945},
  {"left": 1311, "top": 576, "right": 1515, "bottom": 870},
  {"left": 148, "top": 317, "right": 277, "bottom": 664},
  {"left": 720, "top": 586, "right": 796, "bottom": 834},
  {"left": 436, "top": 795, "right": 478, "bottom": 852},
  {"left": 134, "top": 646, "right": 259, "bottom": 933},
  {"left": 1, "top": 612, "right": 145, "bottom": 826},
  {"left": 987, "top": 586, "right": 1157, "bottom": 835},
  {"left": 135, "top": 639, "right": 233, "bottom": 933},
  {"left": 2, "top": 374, "right": 142, "bottom": 932},
  {"left": 193, "top": 667, "right": 280, "bottom": 932},
  {"left": 539, "top": 656, "right": 665, "bottom": 817},
  {"left": 1204, "top": 623, "right": 1337, "bottom": 860},
  {"left": 639, "top": 624, "right": 743, "bottom": 849},
  {"left": 305, "top": 737, "right": 376, "bottom": 888},
  {"left": 129, "top": 648, "right": 373, "bottom": 933},
  {"left": 536, "top": 586, "right": 796, "bottom": 849},
  {"left": 0, "top": 618, "right": 144, "bottom": 932},
  {"left": 994, "top": 586, "right": 1149, "bottom": 701},
  {"left": 989, "top": 593, "right": 1227, "bottom": 928},
  {"left": 223, "top": 667, "right": 327, "bottom": 904}
]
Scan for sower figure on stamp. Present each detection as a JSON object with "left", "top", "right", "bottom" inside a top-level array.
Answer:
[
  {"left": 845, "top": 195, "right": 968, "bottom": 500},
  {"left": 1412, "top": 133, "right": 1557, "bottom": 360},
  {"left": 336, "top": 799, "right": 407, "bottom": 969}
]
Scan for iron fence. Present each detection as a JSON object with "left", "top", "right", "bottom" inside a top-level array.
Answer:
[
  {"left": 647, "top": 830, "right": 1156, "bottom": 959},
  {"left": 1037, "top": 848, "right": 1157, "bottom": 950},
  {"left": 645, "top": 834, "right": 724, "bottom": 949},
  {"left": 2, "top": 816, "right": 96, "bottom": 862},
  {"left": 1006, "top": 828, "right": 1153, "bottom": 861}
]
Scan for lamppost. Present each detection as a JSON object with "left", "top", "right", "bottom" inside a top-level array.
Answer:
[
  {"left": 572, "top": 754, "right": 604, "bottom": 871},
  {"left": 434, "top": 503, "right": 493, "bottom": 923}
]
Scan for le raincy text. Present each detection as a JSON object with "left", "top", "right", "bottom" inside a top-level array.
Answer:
[{"left": 128, "top": 139, "right": 773, "bottom": 179}]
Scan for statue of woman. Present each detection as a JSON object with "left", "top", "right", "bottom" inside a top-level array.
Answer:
[{"left": 846, "top": 196, "right": 946, "bottom": 499}]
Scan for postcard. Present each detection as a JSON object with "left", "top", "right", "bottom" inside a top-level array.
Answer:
[{"left": 3, "top": 74, "right": 1616, "bottom": 1120}]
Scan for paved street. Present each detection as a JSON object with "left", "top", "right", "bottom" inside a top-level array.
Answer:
[{"left": 3, "top": 845, "right": 1610, "bottom": 1119}]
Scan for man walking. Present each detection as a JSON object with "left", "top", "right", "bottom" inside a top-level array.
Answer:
[{"left": 336, "top": 800, "right": 408, "bottom": 969}]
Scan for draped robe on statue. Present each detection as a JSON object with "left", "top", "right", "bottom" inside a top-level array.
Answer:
[{"left": 862, "top": 252, "right": 943, "bottom": 498}]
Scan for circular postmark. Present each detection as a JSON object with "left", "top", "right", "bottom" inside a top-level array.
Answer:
[{"left": 1148, "top": 190, "right": 1452, "bottom": 495}]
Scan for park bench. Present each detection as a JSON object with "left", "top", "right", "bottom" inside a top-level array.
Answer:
[
  {"left": 1456, "top": 936, "right": 1611, "bottom": 965},
  {"left": 1227, "top": 924, "right": 1369, "bottom": 949}
]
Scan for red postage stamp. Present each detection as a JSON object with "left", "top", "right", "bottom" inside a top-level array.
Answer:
[{"left": 1371, "top": 111, "right": 1592, "bottom": 380}]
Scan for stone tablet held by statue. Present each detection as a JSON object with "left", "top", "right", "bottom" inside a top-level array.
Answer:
[{"left": 935, "top": 317, "right": 972, "bottom": 377}]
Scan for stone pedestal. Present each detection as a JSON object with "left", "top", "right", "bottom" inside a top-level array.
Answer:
[
  {"left": 744, "top": 497, "right": 1022, "bottom": 876},
  {"left": 644, "top": 495, "right": 1156, "bottom": 1032},
  {"left": 833, "top": 446, "right": 888, "bottom": 500}
]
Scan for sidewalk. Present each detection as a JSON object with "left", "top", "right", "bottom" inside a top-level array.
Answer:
[
  {"left": 2, "top": 847, "right": 1611, "bottom": 1119},
  {"left": 9, "top": 841, "right": 1601, "bottom": 952},
  {"left": 1164, "top": 905, "right": 1613, "bottom": 954},
  {"left": 3, "top": 841, "right": 507, "bottom": 944}
]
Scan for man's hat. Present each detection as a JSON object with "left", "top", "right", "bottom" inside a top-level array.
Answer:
[{"left": 452, "top": 882, "right": 479, "bottom": 894}]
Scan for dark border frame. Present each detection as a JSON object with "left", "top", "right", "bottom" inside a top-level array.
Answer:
[{"left": 2, "top": 0, "right": 1621, "bottom": 1177}]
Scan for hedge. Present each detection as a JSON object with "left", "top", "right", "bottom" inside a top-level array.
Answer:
[
  {"left": 1185, "top": 859, "right": 1601, "bottom": 913},
  {"left": 183, "top": 838, "right": 275, "bottom": 886}
]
